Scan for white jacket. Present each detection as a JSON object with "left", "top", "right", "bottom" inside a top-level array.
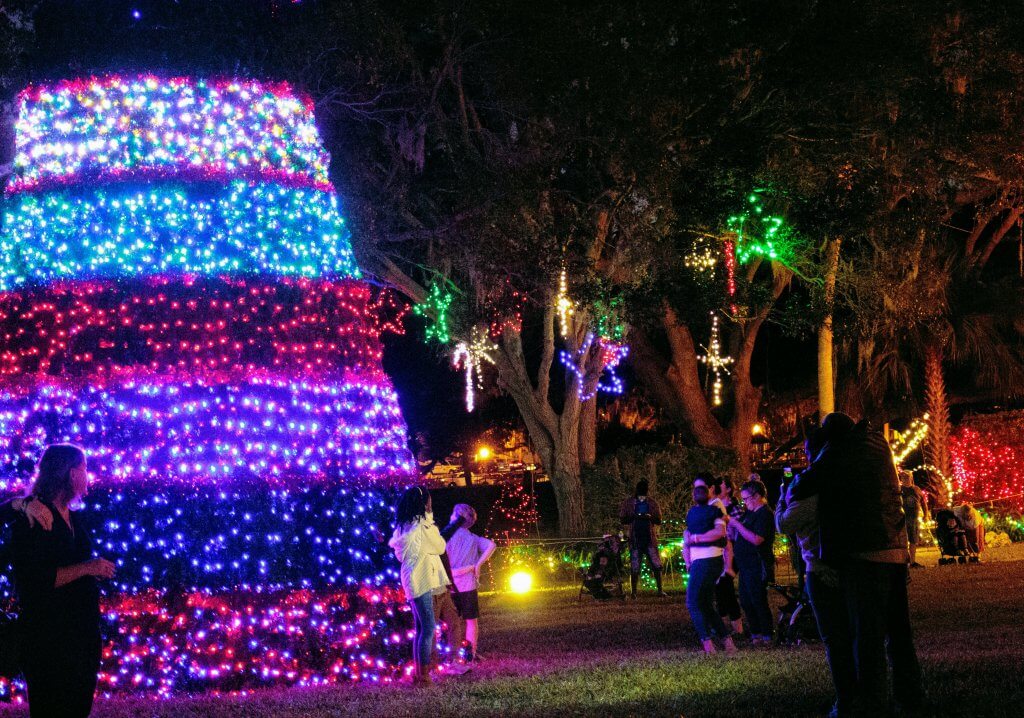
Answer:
[{"left": 389, "top": 514, "right": 449, "bottom": 601}]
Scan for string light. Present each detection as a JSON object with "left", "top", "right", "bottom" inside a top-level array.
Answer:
[
  {"left": 452, "top": 328, "right": 496, "bottom": 412},
  {"left": 412, "top": 282, "right": 454, "bottom": 345},
  {"left": 559, "top": 333, "right": 629, "bottom": 402},
  {"left": 951, "top": 426, "right": 1024, "bottom": 511},
  {"left": 486, "top": 481, "right": 539, "bottom": 540},
  {"left": 890, "top": 414, "right": 930, "bottom": 466},
  {"left": 9, "top": 76, "right": 331, "bottom": 195},
  {"left": 487, "top": 281, "right": 527, "bottom": 338},
  {"left": 0, "top": 75, "right": 420, "bottom": 701},
  {"left": 696, "top": 312, "right": 733, "bottom": 406},
  {"left": 725, "top": 191, "right": 798, "bottom": 267},
  {"left": 723, "top": 237, "right": 738, "bottom": 314},
  {"left": 555, "top": 267, "right": 575, "bottom": 339},
  {"left": 1, "top": 181, "right": 359, "bottom": 289},
  {"left": 684, "top": 247, "right": 717, "bottom": 274}
]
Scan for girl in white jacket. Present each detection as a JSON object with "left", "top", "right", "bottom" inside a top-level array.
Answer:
[{"left": 389, "top": 487, "right": 450, "bottom": 684}]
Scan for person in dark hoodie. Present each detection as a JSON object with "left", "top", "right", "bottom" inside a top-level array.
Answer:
[
  {"left": 619, "top": 480, "right": 666, "bottom": 598},
  {"left": 778, "top": 427, "right": 855, "bottom": 717},
  {"left": 794, "top": 412, "right": 925, "bottom": 716}
]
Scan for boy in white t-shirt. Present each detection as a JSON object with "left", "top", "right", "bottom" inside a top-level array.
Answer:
[{"left": 445, "top": 504, "right": 496, "bottom": 663}]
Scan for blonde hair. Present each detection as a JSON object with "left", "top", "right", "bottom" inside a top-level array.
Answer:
[{"left": 452, "top": 503, "right": 477, "bottom": 529}]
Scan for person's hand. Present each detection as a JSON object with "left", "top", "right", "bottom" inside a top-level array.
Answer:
[
  {"left": 85, "top": 558, "right": 116, "bottom": 580},
  {"left": 722, "top": 566, "right": 736, "bottom": 578},
  {"left": 24, "top": 500, "right": 53, "bottom": 531}
]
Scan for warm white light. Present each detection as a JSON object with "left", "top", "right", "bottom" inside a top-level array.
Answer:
[{"left": 509, "top": 571, "right": 533, "bottom": 594}]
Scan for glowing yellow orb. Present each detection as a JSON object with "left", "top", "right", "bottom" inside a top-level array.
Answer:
[
  {"left": 476, "top": 446, "right": 492, "bottom": 461},
  {"left": 509, "top": 571, "right": 533, "bottom": 594}
]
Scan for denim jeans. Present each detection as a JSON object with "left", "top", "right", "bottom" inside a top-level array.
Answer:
[
  {"left": 410, "top": 591, "right": 437, "bottom": 669},
  {"left": 841, "top": 560, "right": 924, "bottom": 714},
  {"left": 686, "top": 556, "right": 730, "bottom": 641},
  {"left": 807, "top": 571, "right": 856, "bottom": 715},
  {"left": 736, "top": 558, "right": 773, "bottom": 638}
]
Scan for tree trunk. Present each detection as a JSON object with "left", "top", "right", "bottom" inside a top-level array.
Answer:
[
  {"left": 493, "top": 317, "right": 600, "bottom": 536},
  {"left": 551, "top": 439, "right": 587, "bottom": 536},
  {"left": 818, "top": 238, "right": 841, "bottom": 417},
  {"left": 923, "top": 344, "right": 952, "bottom": 506},
  {"left": 579, "top": 397, "right": 597, "bottom": 466}
]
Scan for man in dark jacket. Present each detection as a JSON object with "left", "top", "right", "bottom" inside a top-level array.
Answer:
[
  {"left": 619, "top": 480, "right": 665, "bottom": 597},
  {"left": 796, "top": 413, "right": 924, "bottom": 716}
]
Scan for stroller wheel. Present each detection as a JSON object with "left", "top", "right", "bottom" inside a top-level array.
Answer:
[{"left": 957, "top": 556, "right": 967, "bottom": 564}]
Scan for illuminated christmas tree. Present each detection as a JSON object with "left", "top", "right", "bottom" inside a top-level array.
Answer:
[{"left": 0, "top": 75, "right": 419, "bottom": 699}]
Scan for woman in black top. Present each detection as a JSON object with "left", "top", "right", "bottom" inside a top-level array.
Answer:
[{"left": 11, "top": 445, "right": 116, "bottom": 718}]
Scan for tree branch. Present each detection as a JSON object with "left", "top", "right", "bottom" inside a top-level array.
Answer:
[{"left": 536, "top": 289, "right": 555, "bottom": 404}]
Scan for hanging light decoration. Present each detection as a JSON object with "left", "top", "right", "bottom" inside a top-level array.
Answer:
[
  {"left": 696, "top": 311, "right": 733, "bottom": 407},
  {"left": 452, "top": 327, "right": 497, "bottom": 412},
  {"left": 890, "top": 414, "right": 930, "bottom": 466},
  {"left": 555, "top": 266, "right": 575, "bottom": 339},
  {"left": 559, "top": 333, "right": 629, "bottom": 402}
]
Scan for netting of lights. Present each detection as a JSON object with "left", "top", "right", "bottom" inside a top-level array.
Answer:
[{"left": 0, "top": 75, "right": 420, "bottom": 701}]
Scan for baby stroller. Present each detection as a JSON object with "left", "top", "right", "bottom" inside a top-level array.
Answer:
[
  {"left": 934, "top": 508, "right": 978, "bottom": 565},
  {"left": 770, "top": 583, "right": 819, "bottom": 647},
  {"left": 578, "top": 534, "right": 626, "bottom": 601}
]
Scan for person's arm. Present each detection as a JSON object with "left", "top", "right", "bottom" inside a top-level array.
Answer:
[
  {"left": 732, "top": 511, "right": 767, "bottom": 546},
  {"left": 722, "top": 539, "right": 735, "bottom": 576},
  {"left": 703, "top": 521, "right": 726, "bottom": 543},
  {"left": 683, "top": 540, "right": 691, "bottom": 569},
  {"left": 440, "top": 515, "right": 466, "bottom": 542},
  {"left": 56, "top": 558, "right": 115, "bottom": 587},
  {"left": 440, "top": 552, "right": 457, "bottom": 588},
  {"left": 1, "top": 498, "right": 54, "bottom": 530},
  {"left": 474, "top": 536, "right": 497, "bottom": 578},
  {"left": 776, "top": 493, "right": 817, "bottom": 538},
  {"left": 650, "top": 498, "right": 662, "bottom": 525}
]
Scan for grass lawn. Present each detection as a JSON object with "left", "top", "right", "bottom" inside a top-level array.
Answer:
[{"left": 4, "top": 550, "right": 1024, "bottom": 718}]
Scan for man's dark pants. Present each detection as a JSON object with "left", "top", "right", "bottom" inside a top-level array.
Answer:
[
  {"left": 842, "top": 560, "right": 924, "bottom": 714},
  {"left": 807, "top": 571, "right": 856, "bottom": 715}
]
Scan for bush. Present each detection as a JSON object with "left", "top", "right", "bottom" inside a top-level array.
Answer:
[
  {"left": 981, "top": 511, "right": 1024, "bottom": 543},
  {"left": 582, "top": 444, "right": 737, "bottom": 534}
]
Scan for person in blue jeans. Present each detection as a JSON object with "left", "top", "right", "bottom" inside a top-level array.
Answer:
[
  {"left": 684, "top": 485, "right": 737, "bottom": 655},
  {"left": 729, "top": 478, "right": 776, "bottom": 645},
  {"left": 389, "top": 487, "right": 455, "bottom": 685}
]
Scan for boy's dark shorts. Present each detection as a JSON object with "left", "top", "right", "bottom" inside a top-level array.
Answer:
[{"left": 453, "top": 589, "right": 480, "bottom": 620}]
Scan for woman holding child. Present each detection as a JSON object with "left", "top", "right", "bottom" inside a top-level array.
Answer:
[{"left": 683, "top": 484, "right": 737, "bottom": 655}]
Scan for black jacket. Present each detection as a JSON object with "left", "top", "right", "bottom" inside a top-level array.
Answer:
[{"left": 794, "top": 421, "right": 908, "bottom": 565}]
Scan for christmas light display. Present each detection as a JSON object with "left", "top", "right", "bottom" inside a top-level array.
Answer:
[
  {"left": 0, "top": 75, "right": 420, "bottom": 700},
  {"left": 1, "top": 182, "right": 359, "bottom": 289},
  {"left": 951, "top": 426, "right": 1024, "bottom": 511},
  {"left": 555, "top": 267, "right": 575, "bottom": 339},
  {"left": 452, "top": 328, "right": 497, "bottom": 412},
  {"left": 696, "top": 312, "right": 733, "bottom": 407},
  {"left": 559, "top": 333, "right": 629, "bottom": 402},
  {"left": 725, "top": 191, "right": 798, "bottom": 268},
  {"left": 486, "top": 280, "right": 527, "bottom": 339},
  {"left": 9, "top": 76, "right": 331, "bottom": 196},
  {"left": 890, "top": 414, "right": 929, "bottom": 466},
  {"left": 486, "top": 481, "right": 539, "bottom": 540},
  {"left": 412, "top": 281, "right": 455, "bottom": 345},
  {"left": 723, "top": 237, "right": 738, "bottom": 314}
]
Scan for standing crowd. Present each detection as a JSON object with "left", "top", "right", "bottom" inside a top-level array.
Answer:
[
  {"left": 0, "top": 414, "right": 964, "bottom": 716},
  {"left": 673, "top": 413, "right": 926, "bottom": 717}
]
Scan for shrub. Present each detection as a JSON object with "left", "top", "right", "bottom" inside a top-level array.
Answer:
[{"left": 582, "top": 444, "right": 737, "bottom": 534}]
